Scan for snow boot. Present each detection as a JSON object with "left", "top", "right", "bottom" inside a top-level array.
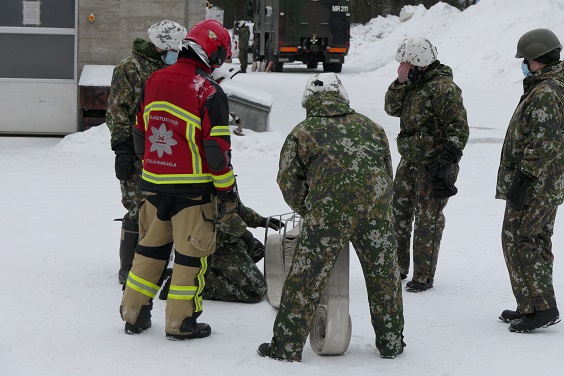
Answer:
[
  {"left": 509, "top": 307, "right": 560, "bottom": 333},
  {"left": 166, "top": 321, "right": 211, "bottom": 340},
  {"left": 118, "top": 219, "right": 139, "bottom": 284},
  {"left": 499, "top": 309, "right": 524, "bottom": 323},
  {"left": 124, "top": 304, "right": 152, "bottom": 334},
  {"left": 257, "top": 343, "right": 294, "bottom": 362},
  {"left": 406, "top": 279, "right": 433, "bottom": 292}
]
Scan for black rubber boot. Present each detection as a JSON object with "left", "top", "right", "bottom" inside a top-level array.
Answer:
[
  {"left": 499, "top": 309, "right": 524, "bottom": 323},
  {"left": 118, "top": 219, "right": 139, "bottom": 284},
  {"left": 123, "top": 303, "right": 152, "bottom": 334},
  {"left": 406, "top": 279, "right": 434, "bottom": 292},
  {"left": 509, "top": 307, "right": 560, "bottom": 333}
]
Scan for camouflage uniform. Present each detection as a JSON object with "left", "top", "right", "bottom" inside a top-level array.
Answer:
[
  {"left": 234, "top": 23, "right": 250, "bottom": 72},
  {"left": 105, "top": 38, "right": 165, "bottom": 283},
  {"left": 204, "top": 201, "right": 268, "bottom": 303},
  {"left": 495, "top": 61, "right": 564, "bottom": 314},
  {"left": 269, "top": 91, "right": 404, "bottom": 361},
  {"left": 384, "top": 60, "right": 469, "bottom": 284},
  {"left": 106, "top": 38, "right": 165, "bottom": 222}
]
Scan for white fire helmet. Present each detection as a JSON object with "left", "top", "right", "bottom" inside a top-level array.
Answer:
[
  {"left": 395, "top": 37, "right": 438, "bottom": 67},
  {"left": 301, "top": 73, "right": 349, "bottom": 108},
  {"left": 148, "top": 20, "right": 187, "bottom": 51}
]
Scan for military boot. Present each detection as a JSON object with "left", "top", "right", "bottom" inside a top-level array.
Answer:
[
  {"left": 509, "top": 307, "right": 560, "bottom": 333},
  {"left": 118, "top": 219, "right": 139, "bottom": 284},
  {"left": 499, "top": 309, "right": 524, "bottom": 323}
]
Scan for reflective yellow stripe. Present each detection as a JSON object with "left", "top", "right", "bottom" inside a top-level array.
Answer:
[
  {"left": 194, "top": 257, "right": 208, "bottom": 312},
  {"left": 168, "top": 285, "right": 198, "bottom": 300},
  {"left": 210, "top": 125, "right": 231, "bottom": 137},
  {"left": 143, "top": 101, "right": 201, "bottom": 131},
  {"left": 142, "top": 169, "right": 213, "bottom": 185},
  {"left": 212, "top": 170, "right": 236, "bottom": 189},
  {"left": 126, "top": 272, "right": 159, "bottom": 298}
]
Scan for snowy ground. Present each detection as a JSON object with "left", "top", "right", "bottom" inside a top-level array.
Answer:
[{"left": 2, "top": 1, "right": 564, "bottom": 375}]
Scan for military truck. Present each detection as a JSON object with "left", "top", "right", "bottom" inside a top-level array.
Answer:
[{"left": 247, "top": 0, "right": 350, "bottom": 72}]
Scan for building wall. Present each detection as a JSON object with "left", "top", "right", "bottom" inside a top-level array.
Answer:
[{"left": 78, "top": 0, "right": 205, "bottom": 75}]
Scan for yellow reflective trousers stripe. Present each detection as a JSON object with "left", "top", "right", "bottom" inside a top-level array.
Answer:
[
  {"left": 126, "top": 272, "right": 160, "bottom": 298},
  {"left": 167, "top": 257, "right": 208, "bottom": 313}
]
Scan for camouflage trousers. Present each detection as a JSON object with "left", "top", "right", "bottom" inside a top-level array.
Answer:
[
  {"left": 393, "top": 158, "right": 457, "bottom": 283},
  {"left": 501, "top": 201, "right": 558, "bottom": 314},
  {"left": 239, "top": 48, "right": 248, "bottom": 71},
  {"left": 203, "top": 239, "right": 267, "bottom": 303},
  {"left": 269, "top": 216, "right": 404, "bottom": 361},
  {"left": 119, "top": 158, "right": 146, "bottom": 223}
]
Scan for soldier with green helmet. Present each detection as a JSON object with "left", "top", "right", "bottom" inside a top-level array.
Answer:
[
  {"left": 497, "top": 28, "right": 564, "bottom": 332},
  {"left": 106, "top": 20, "right": 187, "bottom": 285},
  {"left": 234, "top": 21, "right": 250, "bottom": 73},
  {"left": 385, "top": 37, "right": 469, "bottom": 293},
  {"left": 258, "top": 73, "right": 405, "bottom": 362}
]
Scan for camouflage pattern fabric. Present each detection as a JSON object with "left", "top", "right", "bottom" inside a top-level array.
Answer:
[
  {"left": 384, "top": 61, "right": 469, "bottom": 164},
  {"left": 106, "top": 38, "right": 164, "bottom": 222},
  {"left": 496, "top": 61, "right": 564, "bottom": 313},
  {"left": 384, "top": 61, "right": 469, "bottom": 284},
  {"left": 393, "top": 158, "right": 458, "bottom": 280},
  {"left": 270, "top": 91, "right": 404, "bottom": 361},
  {"left": 204, "top": 200, "right": 267, "bottom": 302},
  {"left": 234, "top": 24, "right": 250, "bottom": 71},
  {"left": 501, "top": 202, "right": 557, "bottom": 314}
]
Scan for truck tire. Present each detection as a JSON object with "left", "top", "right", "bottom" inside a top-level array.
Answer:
[
  {"left": 272, "top": 62, "right": 284, "bottom": 72},
  {"left": 323, "top": 63, "right": 342, "bottom": 73}
]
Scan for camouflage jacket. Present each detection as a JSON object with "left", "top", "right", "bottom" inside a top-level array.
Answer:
[
  {"left": 234, "top": 25, "right": 250, "bottom": 51},
  {"left": 106, "top": 38, "right": 164, "bottom": 152},
  {"left": 277, "top": 92, "right": 394, "bottom": 224},
  {"left": 216, "top": 199, "right": 265, "bottom": 246},
  {"left": 496, "top": 61, "right": 564, "bottom": 206},
  {"left": 384, "top": 60, "right": 469, "bottom": 163}
]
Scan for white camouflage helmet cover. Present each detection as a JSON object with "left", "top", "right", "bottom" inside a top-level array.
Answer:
[
  {"left": 148, "top": 20, "right": 187, "bottom": 51},
  {"left": 395, "top": 37, "right": 438, "bottom": 67},
  {"left": 301, "top": 72, "right": 349, "bottom": 108}
]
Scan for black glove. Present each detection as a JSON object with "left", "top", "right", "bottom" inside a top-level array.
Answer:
[
  {"left": 428, "top": 143, "right": 463, "bottom": 180},
  {"left": 216, "top": 189, "right": 238, "bottom": 222},
  {"left": 430, "top": 177, "right": 458, "bottom": 199},
  {"left": 241, "top": 230, "right": 255, "bottom": 251},
  {"left": 114, "top": 152, "right": 135, "bottom": 181},
  {"left": 260, "top": 217, "right": 285, "bottom": 231},
  {"left": 506, "top": 170, "right": 535, "bottom": 211}
]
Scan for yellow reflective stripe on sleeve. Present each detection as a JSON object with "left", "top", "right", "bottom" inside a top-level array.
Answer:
[
  {"left": 210, "top": 125, "right": 231, "bottom": 137},
  {"left": 141, "top": 169, "right": 213, "bottom": 184},
  {"left": 194, "top": 257, "right": 208, "bottom": 312},
  {"left": 126, "top": 272, "right": 159, "bottom": 298},
  {"left": 212, "top": 170, "right": 236, "bottom": 189},
  {"left": 167, "top": 285, "right": 198, "bottom": 300}
]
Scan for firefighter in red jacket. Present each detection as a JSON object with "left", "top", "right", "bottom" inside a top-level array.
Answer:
[{"left": 120, "top": 19, "right": 237, "bottom": 340}]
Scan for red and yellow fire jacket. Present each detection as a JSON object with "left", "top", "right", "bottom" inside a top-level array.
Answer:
[{"left": 133, "top": 56, "right": 235, "bottom": 196}]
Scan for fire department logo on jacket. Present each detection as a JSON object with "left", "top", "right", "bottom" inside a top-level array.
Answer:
[{"left": 148, "top": 123, "right": 178, "bottom": 158}]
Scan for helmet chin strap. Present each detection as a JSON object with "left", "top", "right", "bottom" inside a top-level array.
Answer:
[{"left": 185, "top": 40, "right": 211, "bottom": 67}]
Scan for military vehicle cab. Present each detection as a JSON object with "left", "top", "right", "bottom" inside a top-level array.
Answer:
[{"left": 248, "top": 0, "right": 350, "bottom": 72}]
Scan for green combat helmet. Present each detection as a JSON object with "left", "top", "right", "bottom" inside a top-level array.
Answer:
[{"left": 515, "top": 28, "right": 561, "bottom": 61}]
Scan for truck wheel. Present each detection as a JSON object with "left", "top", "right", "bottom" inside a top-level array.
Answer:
[
  {"left": 272, "top": 62, "right": 284, "bottom": 72},
  {"left": 307, "top": 61, "right": 318, "bottom": 69},
  {"left": 323, "top": 63, "right": 342, "bottom": 73}
]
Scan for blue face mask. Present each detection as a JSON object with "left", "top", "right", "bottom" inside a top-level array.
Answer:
[
  {"left": 163, "top": 50, "right": 179, "bottom": 65},
  {"left": 521, "top": 61, "right": 532, "bottom": 77}
]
